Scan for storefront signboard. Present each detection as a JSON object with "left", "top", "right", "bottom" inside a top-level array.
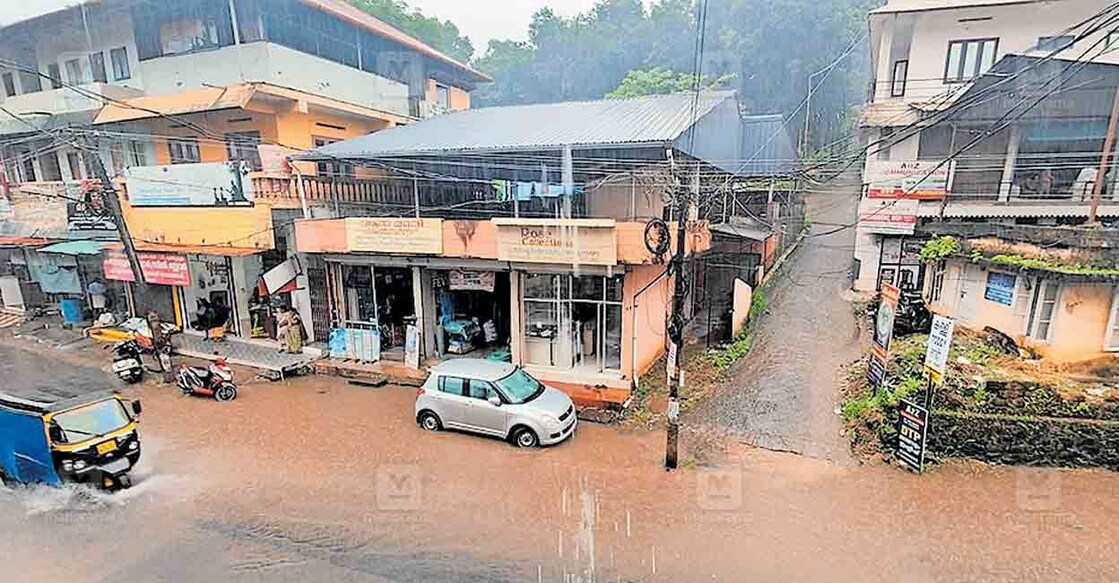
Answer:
[
  {"left": 345, "top": 218, "right": 444, "bottom": 255},
  {"left": 865, "top": 159, "right": 954, "bottom": 200},
  {"left": 125, "top": 162, "right": 254, "bottom": 207},
  {"left": 103, "top": 250, "right": 192, "bottom": 287},
  {"left": 896, "top": 399, "right": 929, "bottom": 473},
  {"left": 448, "top": 270, "right": 495, "bottom": 292},
  {"left": 494, "top": 219, "right": 617, "bottom": 266},
  {"left": 858, "top": 198, "right": 919, "bottom": 235},
  {"left": 923, "top": 315, "right": 955, "bottom": 386}
]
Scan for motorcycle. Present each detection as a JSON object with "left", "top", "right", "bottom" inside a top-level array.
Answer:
[
  {"left": 106, "top": 326, "right": 174, "bottom": 384},
  {"left": 176, "top": 359, "right": 238, "bottom": 402}
]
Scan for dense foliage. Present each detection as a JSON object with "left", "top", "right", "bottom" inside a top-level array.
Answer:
[{"left": 350, "top": 0, "right": 877, "bottom": 149}]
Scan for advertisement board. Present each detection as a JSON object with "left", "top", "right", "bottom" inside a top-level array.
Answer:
[
  {"left": 897, "top": 399, "right": 930, "bottom": 473},
  {"left": 867, "top": 282, "right": 901, "bottom": 388},
  {"left": 494, "top": 219, "right": 617, "bottom": 266},
  {"left": 448, "top": 270, "right": 496, "bottom": 292},
  {"left": 345, "top": 218, "right": 444, "bottom": 255},
  {"left": 923, "top": 314, "right": 955, "bottom": 385},
  {"left": 103, "top": 250, "right": 191, "bottom": 287},
  {"left": 125, "top": 162, "right": 254, "bottom": 207},
  {"left": 857, "top": 198, "right": 919, "bottom": 235},
  {"left": 865, "top": 159, "right": 954, "bottom": 200}
]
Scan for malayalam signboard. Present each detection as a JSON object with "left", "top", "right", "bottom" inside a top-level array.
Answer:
[
  {"left": 923, "top": 314, "right": 955, "bottom": 385},
  {"left": 494, "top": 219, "right": 617, "bottom": 266},
  {"left": 865, "top": 159, "right": 954, "bottom": 200},
  {"left": 857, "top": 198, "right": 919, "bottom": 235},
  {"left": 868, "top": 282, "right": 900, "bottom": 388},
  {"left": 103, "top": 250, "right": 192, "bottom": 287},
  {"left": 345, "top": 218, "right": 444, "bottom": 255},
  {"left": 896, "top": 399, "right": 930, "bottom": 473},
  {"left": 125, "top": 162, "right": 254, "bottom": 207}
]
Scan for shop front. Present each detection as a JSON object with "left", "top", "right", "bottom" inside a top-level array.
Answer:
[{"left": 102, "top": 249, "right": 190, "bottom": 327}]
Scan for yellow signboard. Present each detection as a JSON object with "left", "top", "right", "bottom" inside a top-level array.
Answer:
[
  {"left": 345, "top": 218, "right": 444, "bottom": 255},
  {"left": 494, "top": 219, "right": 617, "bottom": 266}
]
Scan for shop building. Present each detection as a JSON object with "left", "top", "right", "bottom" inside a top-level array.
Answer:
[{"left": 292, "top": 91, "right": 784, "bottom": 405}]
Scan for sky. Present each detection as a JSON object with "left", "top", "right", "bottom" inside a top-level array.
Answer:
[{"left": 0, "top": 0, "right": 615, "bottom": 50}]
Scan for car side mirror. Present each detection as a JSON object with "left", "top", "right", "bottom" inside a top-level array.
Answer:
[
  {"left": 131, "top": 400, "right": 142, "bottom": 416},
  {"left": 487, "top": 395, "right": 501, "bottom": 407}
]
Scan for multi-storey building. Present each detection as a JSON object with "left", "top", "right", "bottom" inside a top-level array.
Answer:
[
  {"left": 0, "top": 0, "right": 486, "bottom": 349},
  {"left": 854, "top": 0, "right": 1119, "bottom": 293}
]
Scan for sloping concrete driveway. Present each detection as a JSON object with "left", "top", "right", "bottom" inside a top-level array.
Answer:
[{"left": 689, "top": 177, "right": 863, "bottom": 462}]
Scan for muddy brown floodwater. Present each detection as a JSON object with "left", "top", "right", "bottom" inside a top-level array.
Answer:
[{"left": 2, "top": 341, "right": 1118, "bottom": 582}]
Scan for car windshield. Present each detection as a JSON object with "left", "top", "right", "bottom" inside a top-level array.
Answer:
[
  {"left": 51, "top": 399, "right": 131, "bottom": 444},
  {"left": 494, "top": 368, "right": 544, "bottom": 404}
]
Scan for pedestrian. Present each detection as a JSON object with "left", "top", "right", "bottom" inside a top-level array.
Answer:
[
  {"left": 275, "top": 307, "right": 291, "bottom": 353},
  {"left": 285, "top": 309, "right": 305, "bottom": 354}
]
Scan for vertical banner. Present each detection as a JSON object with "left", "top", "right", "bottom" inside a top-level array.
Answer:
[
  {"left": 867, "top": 283, "right": 901, "bottom": 388},
  {"left": 923, "top": 314, "right": 955, "bottom": 385},
  {"left": 405, "top": 325, "right": 420, "bottom": 369}
]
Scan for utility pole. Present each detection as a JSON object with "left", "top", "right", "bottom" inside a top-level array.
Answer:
[
  {"left": 1089, "top": 85, "right": 1119, "bottom": 223},
  {"left": 665, "top": 154, "right": 691, "bottom": 470},
  {"left": 81, "top": 136, "right": 146, "bottom": 295}
]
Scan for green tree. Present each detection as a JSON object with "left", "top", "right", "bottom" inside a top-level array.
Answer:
[
  {"left": 606, "top": 67, "right": 734, "bottom": 98},
  {"left": 347, "top": 0, "right": 474, "bottom": 62}
]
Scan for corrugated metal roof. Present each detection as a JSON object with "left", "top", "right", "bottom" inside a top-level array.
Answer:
[
  {"left": 739, "top": 114, "right": 796, "bottom": 176},
  {"left": 302, "top": 92, "right": 737, "bottom": 160}
]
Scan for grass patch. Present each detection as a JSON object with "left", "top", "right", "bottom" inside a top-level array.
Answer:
[
  {"left": 987, "top": 254, "right": 1119, "bottom": 276},
  {"left": 707, "top": 330, "right": 752, "bottom": 371}
]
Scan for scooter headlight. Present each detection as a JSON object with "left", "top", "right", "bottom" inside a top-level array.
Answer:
[
  {"left": 61, "top": 460, "right": 74, "bottom": 472},
  {"left": 128, "top": 442, "right": 138, "bottom": 451},
  {"left": 72, "top": 460, "right": 88, "bottom": 471}
]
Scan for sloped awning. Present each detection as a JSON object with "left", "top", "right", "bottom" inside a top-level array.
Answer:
[
  {"left": 38, "top": 240, "right": 111, "bottom": 255},
  {"left": 0, "top": 236, "right": 54, "bottom": 247},
  {"left": 93, "top": 85, "right": 258, "bottom": 125}
]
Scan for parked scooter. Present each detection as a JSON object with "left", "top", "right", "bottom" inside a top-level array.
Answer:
[
  {"left": 110, "top": 339, "right": 146, "bottom": 383},
  {"left": 176, "top": 359, "right": 238, "bottom": 402}
]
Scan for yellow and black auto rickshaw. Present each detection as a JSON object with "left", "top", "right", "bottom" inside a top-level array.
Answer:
[{"left": 0, "top": 385, "right": 142, "bottom": 491}]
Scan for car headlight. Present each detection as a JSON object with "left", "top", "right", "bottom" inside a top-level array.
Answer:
[
  {"left": 541, "top": 415, "right": 561, "bottom": 427},
  {"left": 72, "top": 460, "right": 88, "bottom": 471},
  {"left": 128, "top": 442, "right": 138, "bottom": 451}
]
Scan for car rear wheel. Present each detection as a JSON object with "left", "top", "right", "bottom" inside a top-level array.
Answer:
[
  {"left": 512, "top": 427, "right": 539, "bottom": 448},
  {"left": 419, "top": 411, "right": 442, "bottom": 431}
]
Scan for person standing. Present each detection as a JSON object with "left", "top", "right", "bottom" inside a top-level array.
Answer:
[
  {"left": 275, "top": 307, "right": 292, "bottom": 353},
  {"left": 285, "top": 309, "right": 305, "bottom": 354}
]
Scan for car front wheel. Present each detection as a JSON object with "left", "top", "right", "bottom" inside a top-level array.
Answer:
[
  {"left": 419, "top": 411, "right": 442, "bottom": 431},
  {"left": 512, "top": 427, "right": 539, "bottom": 448}
]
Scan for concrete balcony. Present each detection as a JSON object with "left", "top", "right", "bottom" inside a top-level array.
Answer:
[
  {"left": 0, "top": 83, "right": 143, "bottom": 116},
  {"left": 138, "top": 42, "right": 411, "bottom": 118}
]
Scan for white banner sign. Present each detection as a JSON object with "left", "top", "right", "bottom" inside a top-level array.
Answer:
[
  {"left": 126, "top": 162, "right": 254, "bottom": 207},
  {"left": 448, "top": 270, "right": 495, "bottom": 292},
  {"left": 865, "top": 159, "right": 954, "bottom": 200},
  {"left": 858, "top": 198, "right": 919, "bottom": 235},
  {"left": 923, "top": 314, "right": 955, "bottom": 385}
]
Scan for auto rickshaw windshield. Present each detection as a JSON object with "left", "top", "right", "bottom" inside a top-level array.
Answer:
[{"left": 51, "top": 399, "right": 131, "bottom": 444}]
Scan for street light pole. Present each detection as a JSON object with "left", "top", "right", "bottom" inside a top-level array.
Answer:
[{"left": 801, "top": 68, "right": 828, "bottom": 157}]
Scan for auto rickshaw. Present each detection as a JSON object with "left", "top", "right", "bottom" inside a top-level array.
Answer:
[{"left": 0, "top": 385, "right": 142, "bottom": 491}]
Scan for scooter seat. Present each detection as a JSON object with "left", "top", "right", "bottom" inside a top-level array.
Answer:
[{"left": 187, "top": 366, "right": 211, "bottom": 377}]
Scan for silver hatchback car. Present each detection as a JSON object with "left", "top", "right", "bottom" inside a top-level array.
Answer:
[{"left": 415, "top": 359, "right": 578, "bottom": 447}]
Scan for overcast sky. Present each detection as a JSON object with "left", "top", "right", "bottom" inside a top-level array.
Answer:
[{"left": 0, "top": 0, "right": 611, "bottom": 50}]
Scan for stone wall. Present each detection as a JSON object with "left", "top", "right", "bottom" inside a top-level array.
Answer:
[{"left": 928, "top": 410, "right": 1119, "bottom": 470}]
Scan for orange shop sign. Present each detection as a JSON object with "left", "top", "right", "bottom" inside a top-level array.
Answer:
[
  {"left": 345, "top": 218, "right": 444, "bottom": 255},
  {"left": 494, "top": 219, "right": 617, "bottom": 266},
  {"left": 103, "top": 250, "right": 191, "bottom": 286}
]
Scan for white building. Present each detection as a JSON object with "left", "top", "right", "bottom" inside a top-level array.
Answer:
[{"left": 854, "top": 0, "right": 1119, "bottom": 292}]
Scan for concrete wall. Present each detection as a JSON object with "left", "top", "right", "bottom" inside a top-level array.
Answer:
[
  {"left": 927, "top": 258, "right": 1118, "bottom": 362},
  {"left": 138, "top": 42, "right": 411, "bottom": 116},
  {"left": 622, "top": 264, "right": 670, "bottom": 381},
  {"left": 585, "top": 176, "right": 665, "bottom": 220},
  {"left": 120, "top": 203, "right": 275, "bottom": 250}
]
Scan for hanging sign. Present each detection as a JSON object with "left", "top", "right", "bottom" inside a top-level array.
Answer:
[
  {"left": 923, "top": 314, "right": 955, "bottom": 386},
  {"left": 448, "top": 270, "right": 495, "bottom": 292},
  {"left": 103, "top": 250, "right": 191, "bottom": 287},
  {"left": 897, "top": 399, "right": 930, "bottom": 473}
]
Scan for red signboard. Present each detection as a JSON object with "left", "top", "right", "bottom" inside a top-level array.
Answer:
[{"left": 103, "top": 250, "right": 191, "bottom": 287}]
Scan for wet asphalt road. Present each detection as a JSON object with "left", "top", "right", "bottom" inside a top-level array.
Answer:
[
  {"left": 689, "top": 178, "right": 863, "bottom": 461},
  {"left": 4, "top": 332, "right": 1119, "bottom": 582}
]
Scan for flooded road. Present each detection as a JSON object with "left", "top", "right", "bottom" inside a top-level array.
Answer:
[{"left": 2, "top": 339, "right": 1118, "bottom": 582}]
